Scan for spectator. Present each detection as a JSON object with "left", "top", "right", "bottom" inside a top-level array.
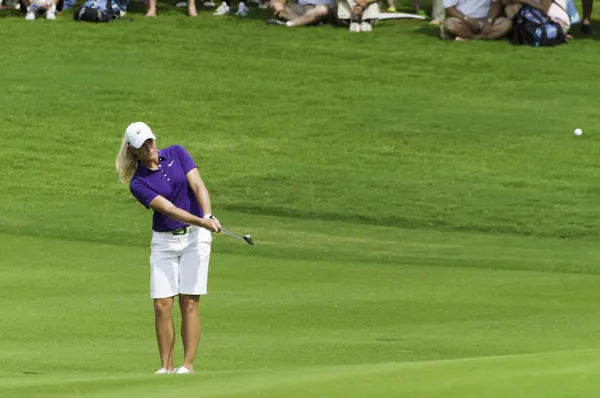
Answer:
[
  {"left": 146, "top": 0, "right": 197, "bottom": 16},
  {"left": 505, "top": 0, "right": 570, "bottom": 34},
  {"left": 213, "top": 0, "right": 249, "bottom": 16},
  {"left": 385, "top": 0, "right": 396, "bottom": 12},
  {"left": 580, "top": 0, "right": 593, "bottom": 34},
  {"left": 20, "top": 0, "right": 61, "bottom": 19},
  {"left": 336, "top": 0, "right": 379, "bottom": 31},
  {"left": 267, "top": 0, "right": 333, "bottom": 27},
  {"left": 441, "top": 0, "right": 511, "bottom": 40}
]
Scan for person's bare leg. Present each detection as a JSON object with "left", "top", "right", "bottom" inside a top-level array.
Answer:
[
  {"left": 443, "top": 19, "right": 478, "bottom": 39},
  {"left": 582, "top": 0, "right": 593, "bottom": 25},
  {"left": 478, "top": 19, "right": 512, "bottom": 39},
  {"left": 285, "top": 5, "right": 329, "bottom": 26},
  {"left": 504, "top": 4, "right": 520, "bottom": 19},
  {"left": 180, "top": 294, "right": 201, "bottom": 371},
  {"left": 188, "top": 0, "right": 198, "bottom": 16},
  {"left": 387, "top": 0, "right": 395, "bottom": 10},
  {"left": 145, "top": 0, "right": 157, "bottom": 17},
  {"left": 154, "top": 297, "right": 176, "bottom": 371}
]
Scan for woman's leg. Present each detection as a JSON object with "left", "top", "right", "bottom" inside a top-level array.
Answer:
[
  {"left": 154, "top": 297, "right": 176, "bottom": 371},
  {"left": 179, "top": 294, "right": 201, "bottom": 371}
]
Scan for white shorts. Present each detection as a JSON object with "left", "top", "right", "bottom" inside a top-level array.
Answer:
[{"left": 149, "top": 225, "right": 212, "bottom": 299}]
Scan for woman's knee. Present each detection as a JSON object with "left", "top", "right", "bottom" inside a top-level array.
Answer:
[
  {"left": 179, "top": 295, "right": 200, "bottom": 313},
  {"left": 154, "top": 297, "right": 174, "bottom": 318}
]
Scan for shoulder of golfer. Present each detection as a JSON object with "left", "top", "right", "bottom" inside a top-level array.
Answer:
[{"left": 130, "top": 144, "right": 219, "bottom": 233}]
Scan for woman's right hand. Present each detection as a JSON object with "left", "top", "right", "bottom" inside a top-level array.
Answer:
[{"left": 199, "top": 218, "right": 220, "bottom": 233}]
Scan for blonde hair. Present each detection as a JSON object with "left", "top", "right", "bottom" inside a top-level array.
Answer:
[{"left": 115, "top": 137, "right": 138, "bottom": 184}]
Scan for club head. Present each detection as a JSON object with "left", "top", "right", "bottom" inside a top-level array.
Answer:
[{"left": 243, "top": 235, "right": 254, "bottom": 245}]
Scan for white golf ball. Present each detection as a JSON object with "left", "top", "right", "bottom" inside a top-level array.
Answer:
[{"left": 574, "top": 128, "right": 583, "bottom": 136}]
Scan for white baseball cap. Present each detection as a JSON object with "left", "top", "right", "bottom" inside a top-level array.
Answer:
[{"left": 125, "top": 122, "right": 156, "bottom": 149}]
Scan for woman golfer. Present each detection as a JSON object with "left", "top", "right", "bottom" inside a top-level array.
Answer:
[{"left": 115, "top": 122, "right": 220, "bottom": 375}]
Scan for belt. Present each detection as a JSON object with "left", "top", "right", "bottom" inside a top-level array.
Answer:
[{"left": 171, "top": 226, "right": 191, "bottom": 235}]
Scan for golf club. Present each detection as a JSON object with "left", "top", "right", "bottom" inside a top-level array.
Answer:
[{"left": 221, "top": 228, "right": 254, "bottom": 246}]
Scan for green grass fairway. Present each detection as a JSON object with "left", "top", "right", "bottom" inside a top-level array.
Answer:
[
  {"left": 2, "top": 225, "right": 600, "bottom": 397},
  {"left": 1, "top": 5, "right": 600, "bottom": 397}
]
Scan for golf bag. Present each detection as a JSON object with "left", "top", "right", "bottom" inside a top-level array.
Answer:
[
  {"left": 73, "top": 0, "right": 128, "bottom": 22},
  {"left": 510, "top": 5, "right": 567, "bottom": 47},
  {"left": 336, "top": 0, "right": 379, "bottom": 26}
]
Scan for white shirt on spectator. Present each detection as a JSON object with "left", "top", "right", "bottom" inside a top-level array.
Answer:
[
  {"left": 546, "top": 0, "right": 570, "bottom": 30},
  {"left": 443, "top": 0, "right": 493, "bottom": 19}
]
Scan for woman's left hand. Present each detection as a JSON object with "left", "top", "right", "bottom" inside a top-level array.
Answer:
[{"left": 204, "top": 214, "right": 222, "bottom": 232}]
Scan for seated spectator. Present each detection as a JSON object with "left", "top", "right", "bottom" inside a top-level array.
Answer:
[
  {"left": 20, "top": 0, "right": 61, "bottom": 19},
  {"left": 267, "top": 0, "right": 333, "bottom": 27},
  {"left": 441, "top": 0, "right": 512, "bottom": 40},
  {"left": 336, "top": 0, "right": 379, "bottom": 32},
  {"left": 504, "top": 0, "right": 570, "bottom": 34}
]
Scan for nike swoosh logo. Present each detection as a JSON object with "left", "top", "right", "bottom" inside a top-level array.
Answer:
[
  {"left": 136, "top": 129, "right": 143, "bottom": 135},
  {"left": 168, "top": 160, "right": 174, "bottom": 167}
]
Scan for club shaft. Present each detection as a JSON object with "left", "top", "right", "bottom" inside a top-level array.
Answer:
[{"left": 221, "top": 228, "right": 245, "bottom": 242}]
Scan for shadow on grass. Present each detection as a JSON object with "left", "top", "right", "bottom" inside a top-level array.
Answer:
[
  {"left": 412, "top": 23, "right": 441, "bottom": 38},
  {"left": 569, "top": 19, "right": 600, "bottom": 41}
]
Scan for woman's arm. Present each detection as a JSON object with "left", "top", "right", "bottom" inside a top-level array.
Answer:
[
  {"left": 186, "top": 168, "right": 212, "bottom": 215},
  {"left": 186, "top": 168, "right": 222, "bottom": 230},
  {"left": 148, "top": 195, "right": 219, "bottom": 232}
]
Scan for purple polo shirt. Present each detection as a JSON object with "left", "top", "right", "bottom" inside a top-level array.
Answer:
[{"left": 129, "top": 145, "right": 204, "bottom": 232}]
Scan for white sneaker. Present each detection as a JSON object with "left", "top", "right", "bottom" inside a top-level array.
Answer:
[
  {"left": 236, "top": 1, "right": 248, "bottom": 15},
  {"left": 203, "top": 0, "right": 216, "bottom": 6},
  {"left": 45, "top": 7, "right": 56, "bottom": 20},
  {"left": 349, "top": 22, "right": 360, "bottom": 32},
  {"left": 176, "top": 1, "right": 187, "bottom": 6},
  {"left": 154, "top": 368, "right": 172, "bottom": 374},
  {"left": 213, "top": 2, "right": 230, "bottom": 15},
  {"left": 25, "top": 6, "right": 36, "bottom": 20},
  {"left": 360, "top": 21, "right": 372, "bottom": 32},
  {"left": 175, "top": 366, "right": 194, "bottom": 374},
  {"left": 258, "top": 1, "right": 268, "bottom": 8}
]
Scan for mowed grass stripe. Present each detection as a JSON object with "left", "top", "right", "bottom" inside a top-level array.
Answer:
[
  {"left": 1, "top": 15, "right": 600, "bottom": 241},
  {"left": 2, "top": 349, "right": 600, "bottom": 398},
  {"left": 1, "top": 231, "right": 599, "bottom": 377},
  {"left": 2, "top": 210, "right": 600, "bottom": 274}
]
